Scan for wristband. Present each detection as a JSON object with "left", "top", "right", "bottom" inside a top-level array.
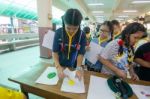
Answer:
[{"left": 76, "top": 66, "right": 83, "bottom": 71}]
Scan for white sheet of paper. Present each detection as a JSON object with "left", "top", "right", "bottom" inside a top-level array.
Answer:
[
  {"left": 84, "top": 41, "right": 103, "bottom": 64},
  {"left": 42, "top": 30, "right": 55, "bottom": 50},
  {"left": 35, "top": 67, "right": 59, "bottom": 85},
  {"left": 87, "top": 75, "right": 115, "bottom": 99},
  {"left": 61, "top": 68, "right": 85, "bottom": 93},
  {"left": 130, "top": 84, "right": 150, "bottom": 99}
]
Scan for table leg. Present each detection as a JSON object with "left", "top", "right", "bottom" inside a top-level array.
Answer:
[{"left": 21, "top": 85, "right": 29, "bottom": 99}]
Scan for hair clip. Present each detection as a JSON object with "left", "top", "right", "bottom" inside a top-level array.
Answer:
[{"left": 118, "top": 39, "right": 123, "bottom": 46}]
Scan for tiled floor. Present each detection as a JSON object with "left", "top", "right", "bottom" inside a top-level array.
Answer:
[{"left": 0, "top": 46, "right": 53, "bottom": 99}]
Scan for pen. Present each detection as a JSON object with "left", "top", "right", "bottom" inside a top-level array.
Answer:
[
  {"left": 145, "top": 94, "right": 150, "bottom": 97},
  {"left": 141, "top": 91, "right": 150, "bottom": 97}
]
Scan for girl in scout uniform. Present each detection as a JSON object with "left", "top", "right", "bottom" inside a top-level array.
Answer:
[
  {"left": 85, "top": 21, "right": 113, "bottom": 72},
  {"left": 92, "top": 21, "right": 113, "bottom": 47},
  {"left": 52, "top": 8, "right": 86, "bottom": 80},
  {"left": 98, "top": 22, "right": 146, "bottom": 79}
]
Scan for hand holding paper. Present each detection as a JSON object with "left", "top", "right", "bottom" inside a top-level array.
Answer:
[
  {"left": 75, "top": 70, "right": 83, "bottom": 81},
  {"left": 61, "top": 68, "right": 85, "bottom": 93},
  {"left": 84, "top": 41, "right": 103, "bottom": 64},
  {"left": 56, "top": 66, "right": 65, "bottom": 79}
]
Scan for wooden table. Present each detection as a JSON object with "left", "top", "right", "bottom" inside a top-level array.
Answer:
[{"left": 9, "top": 62, "right": 150, "bottom": 99}]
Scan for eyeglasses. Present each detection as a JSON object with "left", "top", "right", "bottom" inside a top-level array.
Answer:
[{"left": 99, "top": 29, "right": 110, "bottom": 34}]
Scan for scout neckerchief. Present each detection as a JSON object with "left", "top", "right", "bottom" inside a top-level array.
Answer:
[
  {"left": 70, "top": 31, "right": 83, "bottom": 68},
  {"left": 114, "top": 32, "right": 120, "bottom": 39},
  {"left": 66, "top": 31, "right": 76, "bottom": 59},
  {"left": 98, "top": 35, "right": 109, "bottom": 45},
  {"left": 127, "top": 48, "right": 134, "bottom": 65},
  {"left": 117, "top": 39, "right": 134, "bottom": 66}
]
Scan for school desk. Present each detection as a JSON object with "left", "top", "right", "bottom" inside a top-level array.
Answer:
[{"left": 9, "top": 62, "right": 150, "bottom": 99}]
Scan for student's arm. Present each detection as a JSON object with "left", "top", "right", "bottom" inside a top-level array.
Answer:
[
  {"left": 52, "top": 52, "right": 65, "bottom": 78},
  {"left": 128, "top": 65, "right": 139, "bottom": 81},
  {"left": 52, "top": 52, "right": 61, "bottom": 68},
  {"left": 134, "top": 45, "right": 150, "bottom": 68},
  {"left": 98, "top": 56, "right": 127, "bottom": 79},
  {"left": 52, "top": 30, "right": 60, "bottom": 68},
  {"left": 77, "top": 54, "right": 84, "bottom": 67},
  {"left": 99, "top": 40, "right": 127, "bottom": 79},
  {"left": 76, "top": 32, "right": 86, "bottom": 80},
  {"left": 76, "top": 55, "right": 84, "bottom": 81},
  {"left": 77, "top": 32, "right": 86, "bottom": 67},
  {"left": 134, "top": 43, "right": 150, "bottom": 68},
  {"left": 134, "top": 58, "right": 150, "bottom": 68},
  {"left": 52, "top": 29, "right": 65, "bottom": 78}
]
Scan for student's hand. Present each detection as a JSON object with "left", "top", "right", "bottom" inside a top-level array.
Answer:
[
  {"left": 129, "top": 70, "right": 139, "bottom": 81},
  {"left": 116, "top": 70, "right": 127, "bottom": 79},
  {"left": 129, "top": 66, "right": 139, "bottom": 81},
  {"left": 56, "top": 66, "right": 65, "bottom": 79},
  {"left": 75, "top": 70, "right": 83, "bottom": 81},
  {"left": 131, "top": 73, "right": 139, "bottom": 81},
  {"left": 85, "top": 46, "right": 91, "bottom": 51}
]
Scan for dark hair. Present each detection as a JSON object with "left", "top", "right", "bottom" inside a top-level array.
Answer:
[
  {"left": 118, "top": 22, "right": 146, "bottom": 65},
  {"left": 111, "top": 20, "right": 120, "bottom": 26},
  {"left": 62, "top": 8, "right": 83, "bottom": 26},
  {"left": 96, "top": 24, "right": 101, "bottom": 32},
  {"left": 138, "top": 17, "right": 145, "bottom": 21},
  {"left": 83, "top": 26, "right": 90, "bottom": 34},
  {"left": 101, "top": 21, "right": 114, "bottom": 41},
  {"left": 61, "top": 8, "right": 82, "bottom": 35},
  {"left": 121, "top": 22, "right": 146, "bottom": 46}
]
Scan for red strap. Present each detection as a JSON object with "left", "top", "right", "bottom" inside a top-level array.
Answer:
[
  {"left": 76, "top": 43, "right": 80, "bottom": 50},
  {"left": 61, "top": 43, "right": 80, "bottom": 52},
  {"left": 61, "top": 43, "right": 64, "bottom": 52}
]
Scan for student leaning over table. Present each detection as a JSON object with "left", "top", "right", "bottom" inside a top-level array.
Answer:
[
  {"left": 52, "top": 8, "right": 86, "bottom": 80},
  {"left": 85, "top": 21, "right": 114, "bottom": 72},
  {"left": 98, "top": 22, "right": 147, "bottom": 80}
]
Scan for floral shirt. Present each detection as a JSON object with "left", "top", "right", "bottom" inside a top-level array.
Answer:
[{"left": 100, "top": 39, "right": 129, "bottom": 75}]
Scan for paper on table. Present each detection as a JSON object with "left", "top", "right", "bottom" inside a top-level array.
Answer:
[
  {"left": 87, "top": 75, "right": 115, "bottom": 99},
  {"left": 35, "top": 67, "right": 59, "bottom": 85},
  {"left": 84, "top": 41, "right": 103, "bottom": 64},
  {"left": 42, "top": 30, "right": 55, "bottom": 50},
  {"left": 61, "top": 68, "right": 85, "bottom": 93},
  {"left": 130, "top": 84, "right": 150, "bottom": 99}
]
